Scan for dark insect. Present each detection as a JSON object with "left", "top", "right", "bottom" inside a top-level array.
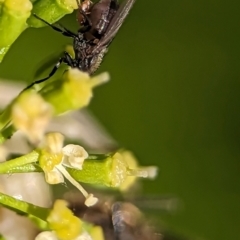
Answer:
[
  {"left": 65, "top": 192, "right": 189, "bottom": 240},
  {"left": 66, "top": 193, "right": 161, "bottom": 240},
  {"left": 26, "top": 0, "right": 136, "bottom": 90}
]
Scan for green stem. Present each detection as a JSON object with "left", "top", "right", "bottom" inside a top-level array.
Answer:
[
  {"left": 0, "top": 150, "right": 39, "bottom": 174},
  {"left": 0, "top": 154, "right": 111, "bottom": 173},
  {"left": 0, "top": 152, "right": 127, "bottom": 187},
  {"left": 0, "top": 192, "right": 50, "bottom": 229},
  {"left": 67, "top": 157, "right": 114, "bottom": 187},
  {"left": 2, "top": 162, "right": 42, "bottom": 173}
]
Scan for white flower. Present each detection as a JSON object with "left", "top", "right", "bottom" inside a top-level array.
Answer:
[
  {"left": 40, "top": 133, "right": 98, "bottom": 206},
  {"left": 62, "top": 144, "right": 88, "bottom": 169},
  {"left": 35, "top": 231, "right": 58, "bottom": 240},
  {"left": 45, "top": 168, "right": 64, "bottom": 185},
  {"left": 35, "top": 231, "right": 93, "bottom": 240}
]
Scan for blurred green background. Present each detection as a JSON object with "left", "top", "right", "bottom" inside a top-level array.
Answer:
[{"left": 0, "top": 0, "right": 240, "bottom": 239}]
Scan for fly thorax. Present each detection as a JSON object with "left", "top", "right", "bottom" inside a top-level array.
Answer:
[{"left": 74, "top": 34, "right": 87, "bottom": 52}]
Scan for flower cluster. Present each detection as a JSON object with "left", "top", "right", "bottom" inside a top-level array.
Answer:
[
  {"left": 0, "top": 2, "right": 159, "bottom": 238},
  {"left": 7, "top": 69, "right": 109, "bottom": 145}
]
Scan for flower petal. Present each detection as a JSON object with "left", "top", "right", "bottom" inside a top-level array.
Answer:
[{"left": 62, "top": 144, "right": 88, "bottom": 169}]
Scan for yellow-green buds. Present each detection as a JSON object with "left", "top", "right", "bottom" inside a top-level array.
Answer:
[
  {"left": 0, "top": 0, "right": 79, "bottom": 62},
  {"left": 0, "top": 0, "right": 32, "bottom": 61},
  {"left": 42, "top": 69, "right": 110, "bottom": 115},
  {"left": 28, "top": 0, "right": 78, "bottom": 28},
  {"left": 0, "top": 69, "right": 109, "bottom": 144},
  {"left": 36, "top": 199, "right": 104, "bottom": 240},
  {"left": 11, "top": 91, "right": 53, "bottom": 144}
]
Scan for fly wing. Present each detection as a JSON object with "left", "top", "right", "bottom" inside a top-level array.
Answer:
[{"left": 92, "top": 0, "right": 136, "bottom": 53}]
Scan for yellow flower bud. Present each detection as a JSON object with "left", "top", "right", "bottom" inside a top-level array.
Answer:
[
  {"left": 47, "top": 200, "right": 82, "bottom": 240},
  {"left": 42, "top": 69, "right": 110, "bottom": 114},
  {"left": 4, "top": 0, "right": 32, "bottom": 15},
  {"left": 62, "top": 69, "right": 110, "bottom": 110},
  {"left": 11, "top": 91, "right": 53, "bottom": 144}
]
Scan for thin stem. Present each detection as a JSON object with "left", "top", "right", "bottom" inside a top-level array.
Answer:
[
  {"left": 0, "top": 150, "right": 39, "bottom": 174},
  {"left": 0, "top": 192, "right": 50, "bottom": 229}
]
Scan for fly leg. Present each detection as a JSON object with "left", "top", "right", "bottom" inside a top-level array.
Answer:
[
  {"left": 24, "top": 52, "right": 73, "bottom": 90},
  {"left": 33, "top": 14, "right": 77, "bottom": 38},
  {"left": 79, "top": 10, "right": 92, "bottom": 26}
]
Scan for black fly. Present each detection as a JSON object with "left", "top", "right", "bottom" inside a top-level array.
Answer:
[{"left": 25, "top": 0, "right": 136, "bottom": 90}]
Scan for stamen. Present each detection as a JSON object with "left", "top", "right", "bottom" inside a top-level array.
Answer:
[
  {"left": 84, "top": 194, "right": 98, "bottom": 207},
  {"left": 55, "top": 164, "right": 98, "bottom": 206},
  {"left": 56, "top": 164, "right": 88, "bottom": 197}
]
